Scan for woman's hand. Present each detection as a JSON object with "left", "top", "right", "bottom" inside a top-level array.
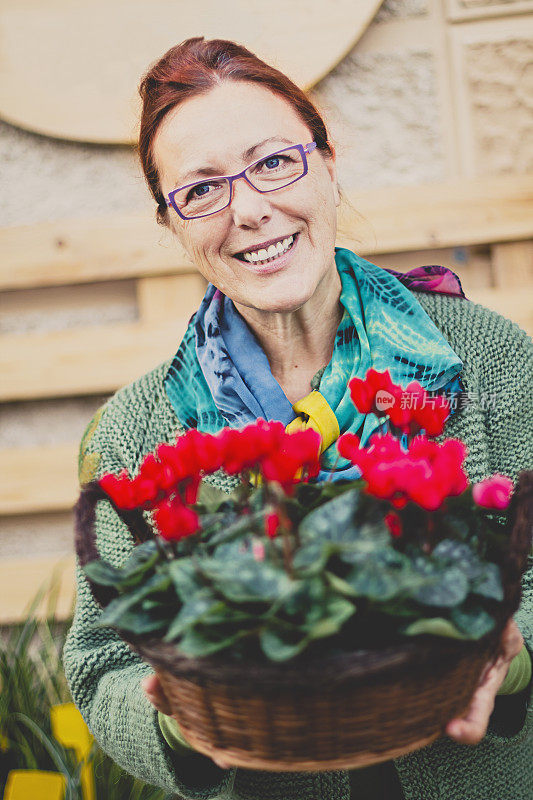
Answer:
[
  {"left": 142, "top": 673, "right": 233, "bottom": 768},
  {"left": 445, "top": 618, "right": 524, "bottom": 745},
  {"left": 142, "top": 673, "right": 172, "bottom": 715}
]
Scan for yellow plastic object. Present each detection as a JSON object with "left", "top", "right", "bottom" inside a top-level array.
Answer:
[
  {"left": 50, "top": 703, "right": 95, "bottom": 800},
  {"left": 3, "top": 770, "right": 65, "bottom": 800},
  {"left": 287, "top": 391, "right": 340, "bottom": 453}
]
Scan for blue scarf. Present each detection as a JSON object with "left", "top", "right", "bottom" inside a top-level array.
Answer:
[{"left": 165, "top": 249, "right": 464, "bottom": 477}]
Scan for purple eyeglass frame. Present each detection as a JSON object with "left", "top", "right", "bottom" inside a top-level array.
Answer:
[{"left": 166, "top": 141, "right": 317, "bottom": 220}]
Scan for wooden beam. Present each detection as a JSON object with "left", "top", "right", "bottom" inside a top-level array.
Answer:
[
  {"left": 0, "top": 214, "right": 192, "bottom": 290},
  {"left": 469, "top": 286, "right": 532, "bottom": 337},
  {"left": 1, "top": 281, "right": 531, "bottom": 404},
  {"left": 337, "top": 175, "right": 533, "bottom": 255},
  {"left": 137, "top": 274, "right": 207, "bottom": 326},
  {"left": 0, "top": 443, "right": 78, "bottom": 515},
  {"left": 0, "top": 318, "right": 189, "bottom": 401},
  {"left": 491, "top": 241, "right": 533, "bottom": 288},
  {"left": 2, "top": 175, "right": 532, "bottom": 291},
  {"left": 0, "top": 556, "right": 76, "bottom": 623}
]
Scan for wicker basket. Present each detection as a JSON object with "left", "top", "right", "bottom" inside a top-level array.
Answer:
[{"left": 75, "top": 471, "right": 532, "bottom": 771}]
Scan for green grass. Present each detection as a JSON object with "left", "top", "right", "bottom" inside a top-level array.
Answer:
[{"left": 0, "top": 586, "right": 171, "bottom": 799}]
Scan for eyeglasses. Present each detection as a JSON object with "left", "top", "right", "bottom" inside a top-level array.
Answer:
[{"left": 166, "top": 141, "right": 317, "bottom": 220}]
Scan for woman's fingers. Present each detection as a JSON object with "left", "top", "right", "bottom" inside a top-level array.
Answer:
[
  {"left": 141, "top": 673, "right": 173, "bottom": 716},
  {"left": 497, "top": 618, "right": 524, "bottom": 662},
  {"left": 445, "top": 619, "right": 524, "bottom": 745},
  {"left": 445, "top": 660, "right": 504, "bottom": 744},
  {"left": 211, "top": 752, "right": 233, "bottom": 769}
]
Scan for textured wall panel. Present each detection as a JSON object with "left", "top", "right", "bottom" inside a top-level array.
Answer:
[
  {"left": 376, "top": 0, "right": 429, "bottom": 21},
  {"left": 447, "top": 0, "right": 533, "bottom": 20},
  {"left": 466, "top": 38, "right": 533, "bottom": 174},
  {"left": 0, "top": 120, "right": 150, "bottom": 227},
  {"left": 450, "top": 16, "right": 533, "bottom": 176},
  {"left": 315, "top": 49, "right": 444, "bottom": 189}
]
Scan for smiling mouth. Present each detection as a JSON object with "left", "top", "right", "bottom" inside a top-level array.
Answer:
[{"left": 233, "top": 233, "right": 298, "bottom": 265}]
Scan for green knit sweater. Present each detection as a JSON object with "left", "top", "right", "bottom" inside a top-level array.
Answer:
[{"left": 63, "top": 292, "right": 533, "bottom": 800}]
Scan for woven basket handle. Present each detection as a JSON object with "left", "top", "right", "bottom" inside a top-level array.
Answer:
[
  {"left": 500, "top": 469, "right": 533, "bottom": 619},
  {"left": 74, "top": 480, "right": 153, "bottom": 608}
]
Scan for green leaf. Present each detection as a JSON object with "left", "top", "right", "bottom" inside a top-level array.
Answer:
[
  {"left": 344, "top": 551, "right": 408, "bottom": 601},
  {"left": 403, "top": 617, "right": 468, "bottom": 639},
  {"left": 292, "top": 541, "right": 330, "bottom": 574},
  {"left": 178, "top": 626, "right": 250, "bottom": 658},
  {"left": 324, "top": 570, "right": 359, "bottom": 598},
  {"left": 207, "top": 509, "right": 265, "bottom": 548},
  {"left": 432, "top": 539, "right": 484, "bottom": 581},
  {"left": 199, "top": 555, "right": 293, "bottom": 603},
  {"left": 96, "top": 572, "right": 172, "bottom": 631},
  {"left": 450, "top": 605, "right": 496, "bottom": 639},
  {"left": 299, "top": 488, "right": 361, "bottom": 543},
  {"left": 117, "top": 541, "right": 160, "bottom": 589},
  {"left": 83, "top": 559, "right": 122, "bottom": 587},
  {"left": 164, "top": 589, "right": 224, "bottom": 641},
  {"left": 471, "top": 563, "right": 504, "bottom": 601},
  {"left": 408, "top": 561, "right": 469, "bottom": 607},
  {"left": 259, "top": 627, "right": 309, "bottom": 662},
  {"left": 303, "top": 596, "right": 356, "bottom": 640},
  {"left": 167, "top": 558, "right": 205, "bottom": 601},
  {"left": 276, "top": 576, "right": 326, "bottom": 619}
]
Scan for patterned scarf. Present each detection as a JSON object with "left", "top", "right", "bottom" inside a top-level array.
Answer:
[{"left": 165, "top": 249, "right": 465, "bottom": 475}]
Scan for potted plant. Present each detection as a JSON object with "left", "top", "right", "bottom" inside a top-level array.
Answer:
[{"left": 75, "top": 371, "right": 531, "bottom": 771}]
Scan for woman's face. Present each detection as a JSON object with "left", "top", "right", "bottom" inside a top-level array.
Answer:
[{"left": 154, "top": 80, "right": 340, "bottom": 314}]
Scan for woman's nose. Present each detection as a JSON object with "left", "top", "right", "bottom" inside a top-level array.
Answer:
[{"left": 229, "top": 178, "right": 272, "bottom": 228}]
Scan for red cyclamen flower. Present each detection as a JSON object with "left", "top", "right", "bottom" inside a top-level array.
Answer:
[
  {"left": 265, "top": 512, "right": 281, "bottom": 539},
  {"left": 472, "top": 474, "right": 513, "bottom": 510},
  {"left": 154, "top": 496, "right": 200, "bottom": 540},
  {"left": 348, "top": 370, "right": 450, "bottom": 437},
  {"left": 338, "top": 431, "right": 468, "bottom": 511},
  {"left": 99, "top": 470, "right": 137, "bottom": 509},
  {"left": 261, "top": 428, "right": 321, "bottom": 489},
  {"left": 384, "top": 512, "right": 403, "bottom": 538}
]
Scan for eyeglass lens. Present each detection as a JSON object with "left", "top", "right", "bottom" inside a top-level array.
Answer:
[{"left": 174, "top": 147, "right": 306, "bottom": 218}]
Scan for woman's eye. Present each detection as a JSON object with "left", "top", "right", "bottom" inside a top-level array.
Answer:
[
  {"left": 256, "top": 154, "right": 291, "bottom": 172},
  {"left": 189, "top": 183, "right": 212, "bottom": 199}
]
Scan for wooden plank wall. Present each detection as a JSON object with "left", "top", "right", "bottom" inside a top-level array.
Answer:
[{"left": 1, "top": 174, "right": 532, "bottom": 621}]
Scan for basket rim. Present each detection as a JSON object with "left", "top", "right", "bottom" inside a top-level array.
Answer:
[{"left": 131, "top": 627, "right": 500, "bottom": 690}]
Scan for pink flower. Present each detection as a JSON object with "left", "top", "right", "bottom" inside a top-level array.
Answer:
[
  {"left": 472, "top": 474, "right": 514, "bottom": 510},
  {"left": 252, "top": 541, "right": 265, "bottom": 561}
]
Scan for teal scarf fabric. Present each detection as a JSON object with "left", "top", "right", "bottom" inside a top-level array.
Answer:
[{"left": 165, "top": 249, "right": 463, "bottom": 470}]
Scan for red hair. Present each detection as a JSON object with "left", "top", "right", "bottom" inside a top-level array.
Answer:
[{"left": 138, "top": 37, "right": 334, "bottom": 225}]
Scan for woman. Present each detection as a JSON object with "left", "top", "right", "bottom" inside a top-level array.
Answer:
[{"left": 64, "top": 38, "right": 532, "bottom": 800}]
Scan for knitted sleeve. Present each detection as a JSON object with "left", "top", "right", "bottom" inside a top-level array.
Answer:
[
  {"left": 481, "top": 311, "right": 533, "bottom": 483},
  {"left": 479, "top": 312, "right": 533, "bottom": 655},
  {"left": 62, "top": 372, "right": 237, "bottom": 798}
]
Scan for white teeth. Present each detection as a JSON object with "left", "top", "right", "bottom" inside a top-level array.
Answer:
[{"left": 241, "top": 234, "right": 296, "bottom": 263}]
